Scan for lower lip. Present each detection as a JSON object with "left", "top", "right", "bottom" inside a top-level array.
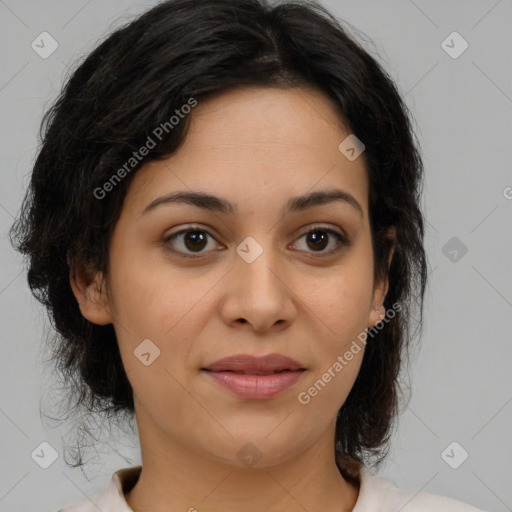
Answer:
[{"left": 202, "top": 370, "right": 304, "bottom": 399}]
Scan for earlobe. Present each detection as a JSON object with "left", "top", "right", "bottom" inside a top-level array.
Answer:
[
  {"left": 368, "top": 305, "right": 385, "bottom": 328},
  {"left": 69, "top": 262, "right": 113, "bottom": 326}
]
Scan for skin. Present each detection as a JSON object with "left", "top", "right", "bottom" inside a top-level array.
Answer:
[{"left": 70, "top": 85, "right": 395, "bottom": 512}]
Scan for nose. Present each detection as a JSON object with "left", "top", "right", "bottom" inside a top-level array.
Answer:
[{"left": 218, "top": 242, "right": 296, "bottom": 333}]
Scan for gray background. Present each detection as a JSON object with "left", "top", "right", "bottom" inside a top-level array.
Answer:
[{"left": 1, "top": 1, "right": 511, "bottom": 511}]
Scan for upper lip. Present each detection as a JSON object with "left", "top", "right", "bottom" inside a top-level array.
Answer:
[{"left": 202, "top": 353, "right": 306, "bottom": 373}]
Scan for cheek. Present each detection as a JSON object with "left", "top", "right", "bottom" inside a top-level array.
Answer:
[
  {"left": 295, "top": 277, "right": 371, "bottom": 415},
  {"left": 107, "top": 238, "right": 218, "bottom": 339},
  {"left": 296, "top": 242, "right": 374, "bottom": 401},
  {"left": 107, "top": 261, "right": 209, "bottom": 422},
  {"left": 306, "top": 249, "right": 375, "bottom": 342}
]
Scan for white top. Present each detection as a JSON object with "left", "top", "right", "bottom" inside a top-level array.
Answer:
[{"left": 58, "top": 465, "right": 487, "bottom": 511}]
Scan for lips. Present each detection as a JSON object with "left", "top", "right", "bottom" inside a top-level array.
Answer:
[
  {"left": 202, "top": 353, "right": 305, "bottom": 373},
  {"left": 201, "top": 353, "right": 306, "bottom": 399}
]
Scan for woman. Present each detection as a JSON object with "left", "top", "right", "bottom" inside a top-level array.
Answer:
[{"left": 10, "top": 0, "right": 486, "bottom": 510}]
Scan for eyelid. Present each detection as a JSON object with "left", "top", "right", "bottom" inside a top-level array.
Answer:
[
  {"left": 295, "top": 223, "right": 348, "bottom": 242},
  {"left": 163, "top": 223, "right": 350, "bottom": 258}
]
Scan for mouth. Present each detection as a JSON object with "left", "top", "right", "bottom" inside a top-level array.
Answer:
[
  {"left": 200, "top": 353, "right": 306, "bottom": 399},
  {"left": 202, "top": 352, "right": 306, "bottom": 374},
  {"left": 201, "top": 369, "right": 305, "bottom": 399}
]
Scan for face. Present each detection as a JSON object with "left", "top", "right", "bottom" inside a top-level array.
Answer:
[{"left": 73, "top": 85, "right": 390, "bottom": 469}]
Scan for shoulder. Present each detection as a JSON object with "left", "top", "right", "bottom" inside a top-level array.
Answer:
[
  {"left": 354, "top": 466, "right": 488, "bottom": 512},
  {"left": 57, "top": 466, "right": 141, "bottom": 512}
]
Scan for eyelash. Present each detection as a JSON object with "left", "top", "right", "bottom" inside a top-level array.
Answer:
[{"left": 163, "top": 224, "right": 350, "bottom": 259}]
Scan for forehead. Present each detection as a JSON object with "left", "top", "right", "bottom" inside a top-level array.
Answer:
[{"left": 124, "top": 86, "right": 369, "bottom": 219}]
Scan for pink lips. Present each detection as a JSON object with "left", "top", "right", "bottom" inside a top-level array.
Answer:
[{"left": 201, "top": 353, "right": 306, "bottom": 399}]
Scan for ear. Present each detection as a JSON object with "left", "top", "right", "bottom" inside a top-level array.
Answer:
[
  {"left": 368, "top": 226, "right": 396, "bottom": 328},
  {"left": 69, "top": 260, "right": 113, "bottom": 326}
]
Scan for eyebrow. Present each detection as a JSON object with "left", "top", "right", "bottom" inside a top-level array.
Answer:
[{"left": 142, "top": 188, "right": 364, "bottom": 218}]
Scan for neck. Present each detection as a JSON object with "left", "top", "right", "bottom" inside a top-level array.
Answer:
[{"left": 125, "top": 415, "right": 360, "bottom": 512}]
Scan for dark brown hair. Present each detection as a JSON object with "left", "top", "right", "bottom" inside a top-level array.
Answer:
[{"left": 9, "top": 0, "right": 427, "bottom": 480}]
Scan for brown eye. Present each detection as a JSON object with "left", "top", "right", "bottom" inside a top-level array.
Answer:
[
  {"left": 293, "top": 227, "right": 349, "bottom": 256},
  {"left": 164, "top": 228, "right": 220, "bottom": 257},
  {"left": 305, "top": 230, "right": 329, "bottom": 251},
  {"left": 182, "top": 230, "right": 208, "bottom": 251}
]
